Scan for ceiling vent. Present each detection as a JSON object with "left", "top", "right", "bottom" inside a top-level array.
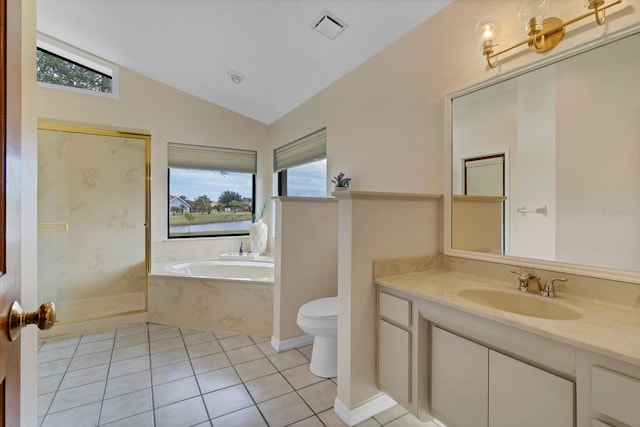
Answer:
[{"left": 312, "top": 11, "right": 347, "bottom": 40}]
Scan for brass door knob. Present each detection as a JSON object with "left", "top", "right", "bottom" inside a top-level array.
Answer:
[{"left": 8, "top": 301, "right": 56, "bottom": 341}]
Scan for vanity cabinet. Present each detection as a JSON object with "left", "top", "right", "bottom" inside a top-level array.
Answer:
[
  {"left": 431, "top": 326, "right": 574, "bottom": 427},
  {"left": 377, "top": 291, "right": 412, "bottom": 405}
]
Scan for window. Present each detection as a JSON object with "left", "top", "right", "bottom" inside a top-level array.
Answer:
[
  {"left": 168, "top": 143, "right": 257, "bottom": 238},
  {"left": 275, "top": 128, "right": 327, "bottom": 197},
  {"left": 36, "top": 34, "right": 118, "bottom": 97}
]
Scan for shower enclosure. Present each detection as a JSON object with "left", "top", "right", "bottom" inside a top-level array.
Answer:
[{"left": 37, "top": 123, "right": 150, "bottom": 324}]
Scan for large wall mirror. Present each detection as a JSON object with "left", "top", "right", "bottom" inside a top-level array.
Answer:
[{"left": 450, "top": 30, "right": 640, "bottom": 277}]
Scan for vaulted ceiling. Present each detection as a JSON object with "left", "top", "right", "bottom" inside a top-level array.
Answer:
[{"left": 37, "top": 0, "right": 452, "bottom": 124}]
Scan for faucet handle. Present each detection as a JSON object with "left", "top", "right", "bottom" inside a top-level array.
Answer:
[{"left": 541, "top": 277, "right": 568, "bottom": 298}]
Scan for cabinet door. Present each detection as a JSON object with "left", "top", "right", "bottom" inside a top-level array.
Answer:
[
  {"left": 489, "top": 350, "right": 574, "bottom": 427},
  {"left": 378, "top": 319, "right": 411, "bottom": 403},
  {"left": 431, "top": 326, "right": 488, "bottom": 427}
]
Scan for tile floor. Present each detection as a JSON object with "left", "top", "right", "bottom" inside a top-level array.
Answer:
[{"left": 37, "top": 323, "right": 440, "bottom": 427}]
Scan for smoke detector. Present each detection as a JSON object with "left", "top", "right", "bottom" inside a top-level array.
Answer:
[{"left": 312, "top": 11, "right": 347, "bottom": 40}]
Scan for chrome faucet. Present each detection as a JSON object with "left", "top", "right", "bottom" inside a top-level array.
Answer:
[
  {"left": 511, "top": 271, "right": 542, "bottom": 293},
  {"left": 540, "top": 277, "right": 568, "bottom": 298},
  {"left": 239, "top": 242, "right": 244, "bottom": 256}
]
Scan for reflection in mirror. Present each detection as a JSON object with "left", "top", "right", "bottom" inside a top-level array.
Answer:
[{"left": 451, "top": 32, "right": 640, "bottom": 273}]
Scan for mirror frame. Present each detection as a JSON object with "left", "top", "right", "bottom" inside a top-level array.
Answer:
[{"left": 444, "top": 23, "right": 640, "bottom": 285}]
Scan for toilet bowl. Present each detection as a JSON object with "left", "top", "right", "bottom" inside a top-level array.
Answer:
[{"left": 296, "top": 296, "right": 337, "bottom": 378}]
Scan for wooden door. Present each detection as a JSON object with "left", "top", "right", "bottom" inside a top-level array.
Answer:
[{"left": 0, "top": 0, "right": 22, "bottom": 424}]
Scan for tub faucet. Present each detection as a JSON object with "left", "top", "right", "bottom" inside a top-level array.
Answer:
[
  {"left": 239, "top": 242, "right": 244, "bottom": 256},
  {"left": 511, "top": 271, "right": 542, "bottom": 293}
]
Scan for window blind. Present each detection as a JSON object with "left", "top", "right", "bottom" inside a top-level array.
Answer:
[
  {"left": 273, "top": 128, "right": 326, "bottom": 171},
  {"left": 168, "top": 142, "right": 257, "bottom": 174}
]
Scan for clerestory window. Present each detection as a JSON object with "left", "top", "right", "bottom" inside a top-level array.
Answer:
[
  {"left": 275, "top": 128, "right": 327, "bottom": 197},
  {"left": 36, "top": 34, "right": 118, "bottom": 98}
]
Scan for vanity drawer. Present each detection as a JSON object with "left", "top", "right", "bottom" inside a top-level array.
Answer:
[
  {"left": 379, "top": 292, "right": 411, "bottom": 328},
  {"left": 592, "top": 366, "right": 640, "bottom": 427}
]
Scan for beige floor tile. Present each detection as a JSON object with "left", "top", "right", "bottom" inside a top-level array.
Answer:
[
  {"left": 153, "top": 376, "right": 200, "bottom": 408},
  {"left": 373, "top": 405, "right": 409, "bottom": 425},
  {"left": 149, "top": 336, "right": 185, "bottom": 354},
  {"left": 149, "top": 327, "right": 181, "bottom": 342},
  {"left": 298, "top": 345, "right": 313, "bottom": 360},
  {"left": 99, "top": 388, "right": 153, "bottom": 425},
  {"left": 203, "top": 383, "right": 254, "bottom": 419},
  {"left": 41, "top": 402, "right": 100, "bottom": 427},
  {"left": 40, "top": 336, "right": 81, "bottom": 351},
  {"left": 219, "top": 335, "right": 253, "bottom": 351},
  {"left": 100, "top": 410, "right": 154, "bottom": 427},
  {"left": 111, "top": 343, "right": 149, "bottom": 363},
  {"left": 213, "top": 330, "right": 238, "bottom": 340},
  {"left": 37, "top": 346, "right": 76, "bottom": 364},
  {"left": 211, "top": 405, "right": 268, "bottom": 427},
  {"left": 226, "top": 344, "right": 264, "bottom": 365},
  {"left": 79, "top": 330, "right": 116, "bottom": 343},
  {"left": 116, "top": 324, "right": 149, "bottom": 338},
  {"left": 187, "top": 340, "right": 223, "bottom": 358},
  {"left": 318, "top": 408, "right": 349, "bottom": 426},
  {"left": 250, "top": 335, "right": 270, "bottom": 344},
  {"left": 354, "top": 418, "right": 382, "bottom": 427},
  {"left": 108, "top": 355, "right": 150, "bottom": 379},
  {"left": 152, "top": 360, "right": 194, "bottom": 385},
  {"left": 179, "top": 326, "right": 204, "bottom": 336},
  {"left": 197, "top": 366, "right": 241, "bottom": 394},
  {"left": 268, "top": 349, "right": 309, "bottom": 371},
  {"left": 38, "top": 373, "right": 63, "bottom": 395},
  {"left": 290, "top": 416, "right": 325, "bottom": 426},
  {"left": 258, "top": 392, "right": 314, "bottom": 427},
  {"left": 75, "top": 339, "right": 114, "bottom": 356},
  {"left": 150, "top": 347, "right": 189, "bottom": 368},
  {"left": 154, "top": 396, "right": 209, "bottom": 427},
  {"left": 298, "top": 379, "right": 337, "bottom": 413},
  {"left": 191, "top": 352, "right": 231, "bottom": 374},
  {"left": 234, "top": 358, "right": 277, "bottom": 382},
  {"left": 67, "top": 350, "right": 111, "bottom": 372},
  {"left": 281, "top": 363, "right": 324, "bottom": 389},
  {"left": 384, "top": 413, "right": 435, "bottom": 426},
  {"left": 182, "top": 330, "right": 216, "bottom": 345},
  {"left": 245, "top": 373, "right": 293, "bottom": 403},
  {"left": 59, "top": 364, "right": 109, "bottom": 390},
  {"left": 148, "top": 323, "right": 173, "bottom": 332},
  {"left": 114, "top": 332, "right": 149, "bottom": 349},
  {"left": 38, "top": 392, "right": 55, "bottom": 417},
  {"left": 48, "top": 381, "right": 105, "bottom": 413},
  {"left": 38, "top": 358, "right": 72, "bottom": 378},
  {"left": 256, "top": 341, "right": 277, "bottom": 356},
  {"left": 104, "top": 369, "right": 151, "bottom": 399}
]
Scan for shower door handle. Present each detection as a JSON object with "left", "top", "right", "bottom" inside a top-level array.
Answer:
[{"left": 7, "top": 301, "right": 56, "bottom": 341}]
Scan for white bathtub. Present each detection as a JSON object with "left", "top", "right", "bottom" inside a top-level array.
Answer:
[
  {"left": 148, "top": 258, "right": 274, "bottom": 336},
  {"left": 163, "top": 259, "right": 274, "bottom": 282}
]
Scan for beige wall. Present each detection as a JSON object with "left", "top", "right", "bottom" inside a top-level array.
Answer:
[
  {"left": 37, "top": 66, "right": 271, "bottom": 261},
  {"left": 273, "top": 197, "right": 339, "bottom": 342}
]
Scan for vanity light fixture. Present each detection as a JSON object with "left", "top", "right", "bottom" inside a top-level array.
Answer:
[{"left": 478, "top": 0, "right": 622, "bottom": 68}]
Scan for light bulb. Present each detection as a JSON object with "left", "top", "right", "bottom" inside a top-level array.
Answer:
[
  {"left": 517, "top": 0, "right": 549, "bottom": 34},
  {"left": 475, "top": 16, "right": 501, "bottom": 55}
]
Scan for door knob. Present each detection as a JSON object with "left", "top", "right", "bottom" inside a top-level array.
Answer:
[{"left": 8, "top": 301, "right": 56, "bottom": 341}]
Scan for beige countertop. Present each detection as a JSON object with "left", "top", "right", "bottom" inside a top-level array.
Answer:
[{"left": 375, "top": 269, "right": 640, "bottom": 366}]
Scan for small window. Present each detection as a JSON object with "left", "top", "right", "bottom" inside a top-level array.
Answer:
[
  {"left": 275, "top": 128, "right": 327, "bottom": 197},
  {"left": 36, "top": 34, "right": 118, "bottom": 97},
  {"left": 168, "top": 143, "right": 257, "bottom": 238}
]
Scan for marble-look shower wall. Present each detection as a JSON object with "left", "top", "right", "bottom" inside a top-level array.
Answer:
[{"left": 37, "top": 129, "right": 147, "bottom": 323}]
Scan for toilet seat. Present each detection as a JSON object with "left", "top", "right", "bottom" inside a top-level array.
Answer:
[{"left": 298, "top": 297, "right": 337, "bottom": 319}]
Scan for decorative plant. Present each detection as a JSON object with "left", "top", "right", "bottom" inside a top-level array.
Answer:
[{"left": 331, "top": 172, "right": 351, "bottom": 189}]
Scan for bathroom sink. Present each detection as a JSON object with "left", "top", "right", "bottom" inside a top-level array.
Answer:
[{"left": 457, "top": 288, "right": 581, "bottom": 320}]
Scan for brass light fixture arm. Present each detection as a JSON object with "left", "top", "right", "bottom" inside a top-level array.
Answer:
[{"left": 485, "top": 0, "right": 621, "bottom": 68}]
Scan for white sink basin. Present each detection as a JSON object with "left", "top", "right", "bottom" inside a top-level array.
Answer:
[{"left": 457, "top": 288, "right": 581, "bottom": 320}]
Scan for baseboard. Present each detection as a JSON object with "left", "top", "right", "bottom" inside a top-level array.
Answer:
[
  {"left": 39, "top": 312, "right": 148, "bottom": 340},
  {"left": 333, "top": 393, "right": 397, "bottom": 426},
  {"left": 270, "top": 334, "right": 314, "bottom": 352}
]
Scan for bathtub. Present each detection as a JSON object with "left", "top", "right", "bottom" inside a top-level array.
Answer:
[
  {"left": 148, "top": 258, "right": 274, "bottom": 336},
  {"left": 163, "top": 259, "right": 274, "bottom": 282}
]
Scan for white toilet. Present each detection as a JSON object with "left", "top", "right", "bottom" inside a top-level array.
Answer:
[{"left": 296, "top": 296, "right": 338, "bottom": 378}]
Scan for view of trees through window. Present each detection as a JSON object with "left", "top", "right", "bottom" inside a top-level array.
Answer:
[
  {"left": 36, "top": 48, "right": 113, "bottom": 93},
  {"left": 169, "top": 169, "right": 254, "bottom": 238}
]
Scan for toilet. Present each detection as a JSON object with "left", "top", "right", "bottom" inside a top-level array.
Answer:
[{"left": 296, "top": 296, "right": 338, "bottom": 378}]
